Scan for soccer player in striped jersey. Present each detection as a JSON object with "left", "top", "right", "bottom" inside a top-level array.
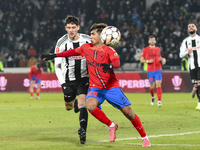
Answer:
[
  {"left": 140, "top": 36, "right": 166, "bottom": 107},
  {"left": 41, "top": 23, "right": 150, "bottom": 147},
  {"left": 180, "top": 23, "right": 200, "bottom": 110},
  {"left": 54, "top": 16, "right": 90, "bottom": 144},
  {"left": 29, "top": 63, "right": 43, "bottom": 99}
]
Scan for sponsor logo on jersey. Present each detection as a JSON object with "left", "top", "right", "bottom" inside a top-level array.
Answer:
[
  {"left": 69, "top": 56, "right": 84, "bottom": 59},
  {"left": 56, "top": 47, "right": 60, "bottom": 53},
  {"left": 86, "top": 60, "right": 100, "bottom": 67},
  {"left": 114, "top": 53, "right": 119, "bottom": 56}
]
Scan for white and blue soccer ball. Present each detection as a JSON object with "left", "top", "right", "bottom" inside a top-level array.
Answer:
[{"left": 100, "top": 26, "right": 121, "bottom": 47}]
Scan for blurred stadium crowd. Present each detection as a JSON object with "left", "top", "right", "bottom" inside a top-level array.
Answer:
[{"left": 0, "top": 0, "right": 200, "bottom": 70}]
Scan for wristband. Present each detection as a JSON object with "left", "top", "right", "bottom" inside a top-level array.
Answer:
[{"left": 146, "top": 60, "right": 149, "bottom": 63}]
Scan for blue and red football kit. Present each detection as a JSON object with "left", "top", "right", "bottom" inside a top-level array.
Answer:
[
  {"left": 29, "top": 65, "right": 43, "bottom": 84},
  {"left": 141, "top": 46, "right": 162, "bottom": 83},
  {"left": 57, "top": 43, "right": 131, "bottom": 109},
  {"left": 56, "top": 42, "right": 148, "bottom": 140}
]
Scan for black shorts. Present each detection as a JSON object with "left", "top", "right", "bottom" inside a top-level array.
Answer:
[
  {"left": 64, "top": 77, "right": 89, "bottom": 102},
  {"left": 190, "top": 67, "right": 200, "bottom": 83}
]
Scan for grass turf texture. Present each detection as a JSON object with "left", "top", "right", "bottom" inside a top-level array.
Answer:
[{"left": 0, "top": 92, "right": 199, "bottom": 150}]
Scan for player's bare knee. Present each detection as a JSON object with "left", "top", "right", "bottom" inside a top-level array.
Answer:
[
  {"left": 86, "top": 101, "right": 96, "bottom": 111},
  {"left": 86, "top": 104, "right": 95, "bottom": 111}
]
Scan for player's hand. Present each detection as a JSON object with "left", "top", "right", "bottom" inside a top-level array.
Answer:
[
  {"left": 100, "top": 63, "right": 113, "bottom": 73},
  {"left": 188, "top": 48, "right": 192, "bottom": 54},
  {"left": 161, "top": 58, "right": 166, "bottom": 65},
  {"left": 40, "top": 53, "right": 57, "bottom": 61},
  {"left": 61, "top": 83, "right": 73, "bottom": 97},
  {"left": 30, "top": 80, "right": 35, "bottom": 84},
  {"left": 146, "top": 59, "right": 154, "bottom": 63}
]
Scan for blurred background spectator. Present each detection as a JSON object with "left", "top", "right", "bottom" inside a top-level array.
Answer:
[{"left": 1, "top": 0, "right": 200, "bottom": 71}]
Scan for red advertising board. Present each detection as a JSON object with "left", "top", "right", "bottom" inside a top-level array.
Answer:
[
  {"left": 115, "top": 72, "right": 192, "bottom": 93},
  {"left": 0, "top": 72, "right": 193, "bottom": 93}
]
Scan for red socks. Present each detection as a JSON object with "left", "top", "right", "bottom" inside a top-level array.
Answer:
[
  {"left": 156, "top": 87, "right": 162, "bottom": 101},
  {"left": 30, "top": 93, "right": 33, "bottom": 97},
  {"left": 131, "top": 114, "right": 147, "bottom": 138},
  {"left": 149, "top": 88, "right": 154, "bottom": 97},
  {"left": 37, "top": 93, "right": 40, "bottom": 97},
  {"left": 89, "top": 107, "right": 112, "bottom": 127},
  {"left": 90, "top": 108, "right": 147, "bottom": 138}
]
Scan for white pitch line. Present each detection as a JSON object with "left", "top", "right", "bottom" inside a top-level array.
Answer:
[
  {"left": 126, "top": 143, "right": 200, "bottom": 146},
  {"left": 0, "top": 106, "right": 64, "bottom": 110},
  {"left": 98, "top": 131, "right": 200, "bottom": 142}
]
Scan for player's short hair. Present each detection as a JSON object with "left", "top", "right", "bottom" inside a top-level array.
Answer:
[
  {"left": 64, "top": 15, "right": 79, "bottom": 26},
  {"left": 36, "top": 63, "right": 41, "bottom": 69},
  {"left": 90, "top": 23, "right": 107, "bottom": 33},
  {"left": 148, "top": 35, "right": 156, "bottom": 40},
  {"left": 188, "top": 22, "right": 197, "bottom": 27}
]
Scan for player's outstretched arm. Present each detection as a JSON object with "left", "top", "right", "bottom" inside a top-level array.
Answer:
[{"left": 40, "top": 49, "right": 78, "bottom": 61}]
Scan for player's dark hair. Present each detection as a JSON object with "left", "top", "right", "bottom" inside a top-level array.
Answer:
[
  {"left": 36, "top": 63, "right": 41, "bottom": 69},
  {"left": 148, "top": 35, "right": 156, "bottom": 40},
  {"left": 90, "top": 23, "right": 107, "bottom": 33},
  {"left": 188, "top": 22, "right": 196, "bottom": 26},
  {"left": 64, "top": 15, "right": 79, "bottom": 26}
]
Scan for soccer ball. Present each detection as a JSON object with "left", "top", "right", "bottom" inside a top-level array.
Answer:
[{"left": 100, "top": 26, "right": 121, "bottom": 47}]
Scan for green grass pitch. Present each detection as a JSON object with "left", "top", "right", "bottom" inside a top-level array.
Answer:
[{"left": 0, "top": 92, "right": 200, "bottom": 150}]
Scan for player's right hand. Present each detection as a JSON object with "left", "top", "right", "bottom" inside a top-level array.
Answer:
[
  {"left": 61, "top": 83, "right": 73, "bottom": 97},
  {"left": 40, "top": 53, "right": 57, "bottom": 61},
  {"left": 147, "top": 59, "right": 154, "bottom": 63},
  {"left": 188, "top": 48, "right": 192, "bottom": 54}
]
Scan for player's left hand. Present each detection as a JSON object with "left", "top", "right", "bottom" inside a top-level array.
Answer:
[
  {"left": 40, "top": 53, "right": 57, "bottom": 61},
  {"left": 100, "top": 63, "right": 113, "bottom": 73}
]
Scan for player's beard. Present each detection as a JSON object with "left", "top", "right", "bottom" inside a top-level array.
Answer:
[{"left": 189, "top": 30, "right": 196, "bottom": 35}]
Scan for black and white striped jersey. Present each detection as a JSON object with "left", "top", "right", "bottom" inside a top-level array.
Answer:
[
  {"left": 180, "top": 34, "right": 200, "bottom": 70},
  {"left": 54, "top": 33, "right": 90, "bottom": 83}
]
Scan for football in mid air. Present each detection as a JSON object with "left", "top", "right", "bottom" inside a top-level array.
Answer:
[{"left": 100, "top": 26, "right": 121, "bottom": 47}]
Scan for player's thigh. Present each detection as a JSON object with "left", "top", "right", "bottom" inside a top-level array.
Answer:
[
  {"left": 86, "top": 97, "right": 100, "bottom": 111},
  {"left": 105, "top": 87, "right": 131, "bottom": 109},
  {"left": 86, "top": 88, "right": 105, "bottom": 110},
  {"left": 36, "top": 83, "right": 41, "bottom": 90}
]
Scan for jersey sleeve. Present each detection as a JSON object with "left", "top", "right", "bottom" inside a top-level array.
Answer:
[
  {"left": 107, "top": 47, "right": 119, "bottom": 61},
  {"left": 179, "top": 39, "right": 188, "bottom": 58},
  {"left": 75, "top": 44, "right": 87, "bottom": 56},
  {"left": 28, "top": 71, "right": 32, "bottom": 80},
  {"left": 141, "top": 48, "right": 146, "bottom": 58},
  {"left": 54, "top": 45, "right": 65, "bottom": 85}
]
